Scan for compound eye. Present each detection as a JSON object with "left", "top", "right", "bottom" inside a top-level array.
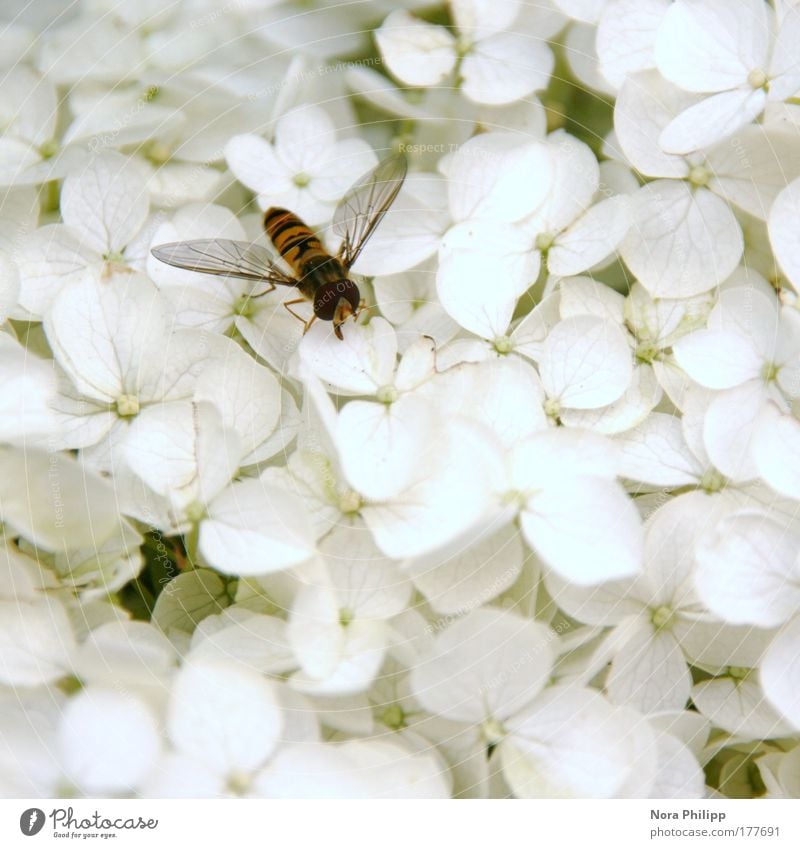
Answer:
[
  {"left": 313, "top": 280, "right": 360, "bottom": 321},
  {"left": 313, "top": 282, "right": 342, "bottom": 321}
]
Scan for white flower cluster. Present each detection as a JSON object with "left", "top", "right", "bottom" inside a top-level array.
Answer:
[{"left": 1, "top": 0, "right": 799, "bottom": 800}]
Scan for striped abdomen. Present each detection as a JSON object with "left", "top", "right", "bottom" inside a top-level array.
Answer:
[{"left": 264, "top": 207, "right": 347, "bottom": 296}]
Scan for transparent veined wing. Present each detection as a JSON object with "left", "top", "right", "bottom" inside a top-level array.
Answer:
[
  {"left": 333, "top": 153, "right": 408, "bottom": 269},
  {"left": 151, "top": 239, "right": 296, "bottom": 285}
]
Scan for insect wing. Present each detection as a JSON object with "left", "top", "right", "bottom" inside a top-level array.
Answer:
[
  {"left": 333, "top": 153, "right": 407, "bottom": 269},
  {"left": 151, "top": 239, "right": 296, "bottom": 285}
]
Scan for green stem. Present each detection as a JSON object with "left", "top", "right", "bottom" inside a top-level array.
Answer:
[{"left": 184, "top": 522, "right": 200, "bottom": 570}]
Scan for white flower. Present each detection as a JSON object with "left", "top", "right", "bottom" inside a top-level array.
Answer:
[
  {"left": 58, "top": 687, "right": 161, "bottom": 795},
  {"left": 38, "top": 17, "right": 145, "bottom": 85},
  {"left": 122, "top": 398, "right": 315, "bottom": 574},
  {"left": 762, "top": 618, "right": 800, "bottom": 730},
  {"left": 519, "top": 132, "right": 632, "bottom": 280},
  {"left": 0, "top": 446, "right": 121, "bottom": 552},
  {"left": 692, "top": 666, "right": 794, "bottom": 741},
  {"left": 758, "top": 745, "right": 800, "bottom": 797},
  {"left": 0, "top": 594, "right": 76, "bottom": 687},
  {"left": 122, "top": 400, "right": 241, "bottom": 521},
  {"left": 359, "top": 417, "right": 500, "bottom": 560},
  {"left": 436, "top": 132, "right": 552, "bottom": 338},
  {"left": 769, "top": 176, "right": 800, "bottom": 292},
  {"left": 695, "top": 510, "right": 800, "bottom": 629},
  {"left": 615, "top": 72, "right": 800, "bottom": 296},
  {"left": 145, "top": 658, "right": 284, "bottom": 797},
  {"left": 198, "top": 477, "right": 317, "bottom": 577},
  {"left": 65, "top": 79, "right": 268, "bottom": 207},
  {"left": 672, "top": 285, "right": 800, "bottom": 480},
  {"left": 403, "top": 522, "right": 524, "bottom": 615},
  {"left": 0, "top": 66, "right": 86, "bottom": 186},
  {"left": 410, "top": 608, "right": 649, "bottom": 797},
  {"left": 226, "top": 106, "right": 377, "bottom": 226},
  {"left": 254, "top": 738, "right": 450, "bottom": 798},
  {"left": 0, "top": 689, "right": 65, "bottom": 796},
  {"left": 696, "top": 513, "right": 800, "bottom": 732},
  {"left": 655, "top": 0, "right": 800, "bottom": 153},
  {"left": 494, "top": 428, "right": 644, "bottom": 585},
  {"left": 752, "top": 402, "right": 800, "bottom": 500},
  {"left": 547, "top": 492, "right": 763, "bottom": 714},
  {"left": 72, "top": 619, "right": 176, "bottom": 708},
  {"left": 53, "top": 519, "right": 144, "bottom": 600},
  {"left": 537, "top": 313, "right": 633, "bottom": 422},
  {"left": 16, "top": 152, "right": 153, "bottom": 316},
  {"left": 376, "top": 4, "right": 556, "bottom": 107},
  {"left": 556, "top": 276, "right": 713, "bottom": 431},
  {"left": 596, "top": 0, "right": 670, "bottom": 89},
  {"left": 288, "top": 527, "right": 411, "bottom": 696},
  {"left": 0, "top": 333, "right": 56, "bottom": 443},
  {"left": 299, "top": 318, "right": 437, "bottom": 500},
  {"left": 44, "top": 273, "right": 216, "bottom": 468},
  {"left": 189, "top": 609, "right": 294, "bottom": 676}
]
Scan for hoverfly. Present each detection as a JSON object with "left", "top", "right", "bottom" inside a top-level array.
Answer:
[{"left": 151, "top": 153, "right": 407, "bottom": 339}]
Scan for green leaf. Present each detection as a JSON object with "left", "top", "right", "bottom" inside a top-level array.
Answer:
[{"left": 151, "top": 569, "right": 230, "bottom": 636}]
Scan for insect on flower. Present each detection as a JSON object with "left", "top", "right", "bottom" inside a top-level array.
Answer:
[{"left": 151, "top": 153, "right": 408, "bottom": 339}]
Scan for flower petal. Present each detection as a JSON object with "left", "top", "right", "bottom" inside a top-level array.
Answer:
[
  {"left": 201, "top": 480, "right": 316, "bottom": 575},
  {"left": 410, "top": 608, "right": 554, "bottom": 723},
  {"left": 620, "top": 181, "right": 743, "bottom": 297}
]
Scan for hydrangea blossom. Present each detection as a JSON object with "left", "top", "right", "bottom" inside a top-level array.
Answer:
[
  {"left": 376, "top": 3, "right": 558, "bottom": 107},
  {"left": 2, "top": 0, "right": 800, "bottom": 803},
  {"left": 654, "top": 0, "right": 800, "bottom": 153}
]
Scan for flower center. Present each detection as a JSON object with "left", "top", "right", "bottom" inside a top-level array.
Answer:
[
  {"left": 747, "top": 67, "right": 768, "bottom": 89},
  {"left": 293, "top": 172, "right": 311, "bottom": 187},
  {"left": 185, "top": 501, "right": 207, "bottom": 524},
  {"left": 700, "top": 468, "right": 726, "bottom": 493},
  {"left": 635, "top": 341, "right": 659, "bottom": 363},
  {"left": 728, "top": 666, "right": 750, "bottom": 682},
  {"left": 144, "top": 140, "right": 172, "bottom": 165},
  {"left": 481, "top": 717, "right": 506, "bottom": 746},
  {"left": 455, "top": 35, "right": 473, "bottom": 58},
  {"left": 493, "top": 335, "right": 514, "bottom": 355},
  {"left": 338, "top": 489, "right": 362, "bottom": 515},
  {"left": 376, "top": 385, "right": 399, "bottom": 404},
  {"left": 688, "top": 165, "right": 711, "bottom": 187},
  {"left": 38, "top": 139, "right": 59, "bottom": 160},
  {"left": 535, "top": 231, "right": 555, "bottom": 252},
  {"left": 500, "top": 489, "right": 529, "bottom": 512},
  {"left": 381, "top": 704, "right": 407, "bottom": 730},
  {"left": 651, "top": 605, "right": 676, "bottom": 630},
  {"left": 116, "top": 394, "right": 140, "bottom": 417},
  {"left": 226, "top": 770, "right": 251, "bottom": 796},
  {"left": 234, "top": 294, "right": 254, "bottom": 317},
  {"left": 544, "top": 397, "right": 561, "bottom": 420},
  {"left": 339, "top": 607, "right": 354, "bottom": 627},
  {"left": 761, "top": 361, "right": 779, "bottom": 382}
]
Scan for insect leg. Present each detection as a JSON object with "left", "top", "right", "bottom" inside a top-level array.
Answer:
[
  {"left": 251, "top": 282, "right": 277, "bottom": 299},
  {"left": 283, "top": 297, "right": 310, "bottom": 325}
]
